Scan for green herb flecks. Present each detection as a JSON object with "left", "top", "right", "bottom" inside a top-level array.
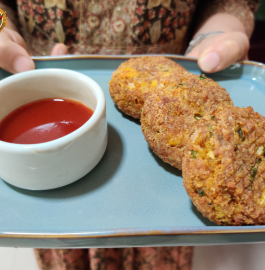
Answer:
[
  {"left": 198, "top": 189, "right": 205, "bottom": 196},
  {"left": 139, "top": 109, "right": 142, "bottom": 113},
  {"left": 195, "top": 189, "right": 205, "bottom": 197},
  {"left": 211, "top": 115, "right": 215, "bottom": 119},
  {"left": 235, "top": 143, "right": 241, "bottom": 151},
  {"left": 199, "top": 75, "right": 206, "bottom": 80},
  {"left": 236, "top": 126, "right": 246, "bottom": 142},
  {"left": 191, "top": 150, "right": 197, "bottom": 159},
  {"left": 194, "top": 111, "right": 204, "bottom": 120},
  {"left": 237, "top": 126, "right": 243, "bottom": 138},
  {"left": 163, "top": 70, "right": 169, "bottom": 72},
  {"left": 250, "top": 158, "right": 262, "bottom": 185},
  {"left": 194, "top": 114, "right": 201, "bottom": 120},
  {"left": 177, "top": 83, "right": 186, "bottom": 88},
  {"left": 125, "top": 89, "right": 128, "bottom": 91}
]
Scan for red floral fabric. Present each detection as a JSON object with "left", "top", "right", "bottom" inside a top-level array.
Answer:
[
  {"left": 34, "top": 247, "right": 194, "bottom": 270},
  {"left": 0, "top": 0, "right": 260, "bottom": 56},
  {"left": 13, "top": 0, "right": 198, "bottom": 55}
]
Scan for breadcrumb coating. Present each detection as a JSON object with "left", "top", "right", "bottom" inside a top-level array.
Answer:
[
  {"left": 141, "top": 73, "right": 233, "bottom": 170},
  {"left": 183, "top": 107, "right": 265, "bottom": 225},
  {"left": 109, "top": 56, "right": 187, "bottom": 119}
]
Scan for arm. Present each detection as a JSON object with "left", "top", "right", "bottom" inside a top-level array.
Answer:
[{"left": 186, "top": 0, "right": 260, "bottom": 73}]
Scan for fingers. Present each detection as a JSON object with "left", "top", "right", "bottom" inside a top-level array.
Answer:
[
  {"left": 187, "top": 32, "right": 249, "bottom": 73},
  {"left": 50, "top": 43, "right": 68, "bottom": 56},
  {"left": 0, "top": 29, "right": 68, "bottom": 74},
  {"left": 0, "top": 29, "right": 35, "bottom": 74}
]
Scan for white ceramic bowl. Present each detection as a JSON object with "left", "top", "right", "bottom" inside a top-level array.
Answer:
[{"left": 0, "top": 69, "right": 107, "bottom": 190}]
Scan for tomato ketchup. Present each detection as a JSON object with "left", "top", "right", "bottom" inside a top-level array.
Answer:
[{"left": 0, "top": 98, "right": 94, "bottom": 144}]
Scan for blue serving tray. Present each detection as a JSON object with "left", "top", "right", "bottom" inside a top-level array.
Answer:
[{"left": 0, "top": 55, "right": 265, "bottom": 248}]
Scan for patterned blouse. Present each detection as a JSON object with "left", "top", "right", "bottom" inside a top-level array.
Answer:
[
  {"left": 0, "top": 0, "right": 260, "bottom": 56},
  {"left": 0, "top": 1, "right": 260, "bottom": 270}
]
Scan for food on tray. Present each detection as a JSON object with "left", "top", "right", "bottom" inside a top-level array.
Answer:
[
  {"left": 109, "top": 56, "right": 265, "bottom": 226},
  {"left": 109, "top": 56, "right": 187, "bottom": 119},
  {"left": 183, "top": 106, "right": 265, "bottom": 225},
  {"left": 141, "top": 73, "right": 233, "bottom": 170},
  {"left": 0, "top": 98, "right": 93, "bottom": 144}
]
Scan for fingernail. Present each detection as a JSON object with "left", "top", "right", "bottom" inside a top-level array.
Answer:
[
  {"left": 14, "top": 56, "right": 34, "bottom": 73},
  {"left": 199, "top": 52, "right": 220, "bottom": 72}
]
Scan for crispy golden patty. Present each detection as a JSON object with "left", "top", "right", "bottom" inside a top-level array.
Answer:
[
  {"left": 141, "top": 73, "right": 233, "bottom": 170},
  {"left": 109, "top": 56, "right": 187, "bottom": 119},
  {"left": 183, "top": 106, "right": 265, "bottom": 225}
]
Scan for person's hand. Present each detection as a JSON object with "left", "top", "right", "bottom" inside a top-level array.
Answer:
[
  {"left": 50, "top": 43, "right": 68, "bottom": 57},
  {"left": 0, "top": 27, "right": 68, "bottom": 74},
  {"left": 186, "top": 31, "right": 249, "bottom": 73},
  {"left": 0, "top": 28, "right": 35, "bottom": 73}
]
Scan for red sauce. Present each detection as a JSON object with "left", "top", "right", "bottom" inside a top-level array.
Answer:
[{"left": 0, "top": 98, "right": 94, "bottom": 144}]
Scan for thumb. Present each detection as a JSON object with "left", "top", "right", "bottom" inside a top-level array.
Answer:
[
  {"left": 0, "top": 30, "right": 35, "bottom": 74},
  {"left": 50, "top": 43, "right": 68, "bottom": 56},
  {"left": 198, "top": 32, "right": 249, "bottom": 73}
]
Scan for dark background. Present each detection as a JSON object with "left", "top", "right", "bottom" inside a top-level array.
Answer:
[{"left": 249, "top": 0, "right": 265, "bottom": 63}]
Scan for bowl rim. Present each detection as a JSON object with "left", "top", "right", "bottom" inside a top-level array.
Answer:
[{"left": 0, "top": 68, "right": 106, "bottom": 152}]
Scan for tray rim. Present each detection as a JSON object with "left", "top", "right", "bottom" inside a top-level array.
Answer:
[
  {"left": 1, "top": 54, "right": 265, "bottom": 240},
  {"left": 2, "top": 226, "right": 265, "bottom": 239},
  {"left": 31, "top": 54, "right": 265, "bottom": 70}
]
